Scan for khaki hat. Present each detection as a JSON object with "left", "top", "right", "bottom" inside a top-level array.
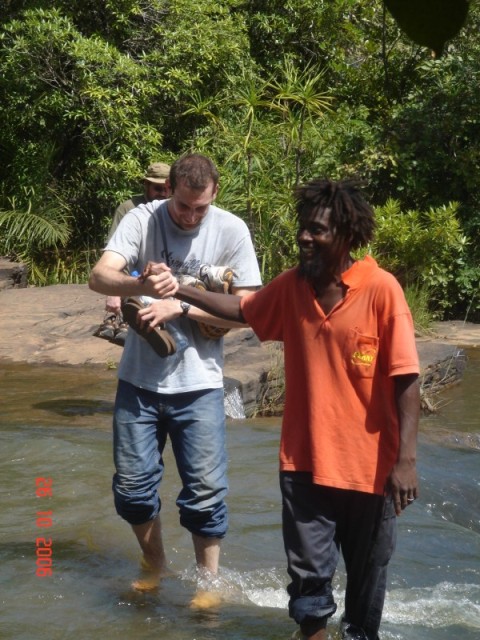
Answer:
[{"left": 144, "top": 162, "right": 170, "bottom": 184}]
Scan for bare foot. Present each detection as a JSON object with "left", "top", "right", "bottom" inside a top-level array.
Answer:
[
  {"left": 189, "top": 589, "right": 223, "bottom": 609},
  {"left": 131, "top": 574, "right": 161, "bottom": 593},
  {"left": 131, "top": 556, "right": 174, "bottom": 593}
]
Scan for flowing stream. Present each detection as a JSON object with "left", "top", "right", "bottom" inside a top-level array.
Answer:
[{"left": 1, "top": 350, "right": 479, "bottom": 640}]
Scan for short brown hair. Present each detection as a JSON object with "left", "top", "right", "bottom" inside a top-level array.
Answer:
[{"left": 170, "top": 153, "right": 219, "bottom": 192}]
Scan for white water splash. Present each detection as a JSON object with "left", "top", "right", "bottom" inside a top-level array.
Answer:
[
  {"left": 383, "top": 581, "right": 480, "bottom": 629},
  {"left": 180, "top": 565, "right": 480, "bottom": 633},
  {"left": 178, "top": 565, "right": 288, "bottom": 607},
  {"left": 224, "top": 385, "right": 246, "bottom": 420}
]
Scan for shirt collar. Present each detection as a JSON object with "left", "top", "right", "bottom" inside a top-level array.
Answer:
[{"left": 341, "top": 255, "right": 378, "bottom": 290}]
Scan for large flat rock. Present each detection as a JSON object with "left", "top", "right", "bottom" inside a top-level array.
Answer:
[
  {"left": 0, "top": 284, "right": 274, "bottom": 416},
  {"left": 0, "top": 283, "right": 478, "bottom": 416}
]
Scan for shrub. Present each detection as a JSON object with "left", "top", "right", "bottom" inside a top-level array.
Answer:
[{"left": 371, "top": 198, "right": 478, "bottom": 318}]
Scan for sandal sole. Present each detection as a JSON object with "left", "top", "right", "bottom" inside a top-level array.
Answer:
[{"left": 121, "top": 298, "right": 176, "bottom": 357}]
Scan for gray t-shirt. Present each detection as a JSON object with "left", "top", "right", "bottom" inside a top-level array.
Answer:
[
  {"left": 106, "top": 200, "right": 262, "bottom": 394},
  {"left": 107, "top": 194, "right": 148, "bottom": 242}
]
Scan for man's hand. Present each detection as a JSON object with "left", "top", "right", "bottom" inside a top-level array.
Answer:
[
  {"left": 386, "top": 460, "right": 418, "bottom": 515},
  {"left": 137, "top": 262, "right": 179, "bottom": 299},
  {"left": 135, "top": 299, "right": 183, "bottom": 331},
  {"left": 105, "top": 296, "right": 122, "bottom": 314},
  {"left": 138, "top": 261, "right": 171, "bottom": 282},
  {"left": 89, "top": 252, "right": 177, "bottom": 299}
]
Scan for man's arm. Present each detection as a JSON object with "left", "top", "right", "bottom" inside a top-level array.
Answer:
[
  {"left": 387, "top": 373, "right": 420, "bottom": 516},
  {"left": 136, "top": 261, "right": 255, "bottom": 327},
  {"left": 175, "top": 283, "right": 245, "bottom": 322},
  {"left": 88, "top": 251, "right": 177, "bottom": 299},
  {"left": 135, "top": 285, "right": 253, "bottom": 331},
  {"left": 178, "top": 285, "right": 255, "bottom": 329},
  {"left": 103, "top": 208, "right": 129, "bottom": 311}
]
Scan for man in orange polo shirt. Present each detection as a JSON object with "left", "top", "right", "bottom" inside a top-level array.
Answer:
[{"left": 149, "top": 178, "right": 420, "bottom": 640}]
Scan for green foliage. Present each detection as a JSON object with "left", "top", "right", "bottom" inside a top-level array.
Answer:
[
  {"left": 0, "top": 8, "right": 164, "bottom": 247},
  {"left": 0, "top": 188, "right": 71, "bottom": 253},
  {"left": 267, "top": 58, "right": 334, "bottom": 186},
  {"left": 0, "top": 0, "right": 479, "bottom": 321},
  {"left": 0, "top": 186, "right": 75, "bottom": 284},
  {"left": 385, "top": 0, "right": 469, "bottom": 57},
  {"left": 137, "top": 0, "right": 254, "bottom": 149},
  {"left": 403, "top": 283, "right": 436, "bottom": 336},
  {"left": 371, "top": 199, "right": 479, "bottom": 318},
  {"left": 245, "top": 1, "right": 380, "bottom": 72},
  {"left": 383, "top": 53, "right": 480, "bottom": 244}
]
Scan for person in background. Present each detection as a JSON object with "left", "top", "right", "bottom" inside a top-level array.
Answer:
[
  {"left": 88, "top": 153, "right": 262, "bottom": 604},
  {"left": 159, "top": 178, "right": 420, "bottom": 639},
  {"left": 94, "top": 162, "right": 171, "bottom": 344}
]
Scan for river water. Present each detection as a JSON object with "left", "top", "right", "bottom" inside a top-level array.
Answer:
[{"left": 1, "top": 350, "right": 479, "bottom": 640}]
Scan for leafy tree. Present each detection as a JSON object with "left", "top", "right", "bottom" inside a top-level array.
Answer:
[
  {"left": 138, "top": 0, "right": 254, "bottom": 150},
  {"left": 0, "top": 0, "right": 479, "bottom": 319},
  {"left": 371, "top": 199, "right": 479, "bottom": 318},
  {"left": 383, "top": 55, "right": 480, "bottom": 251},
  {"left": 384, "top": 0, "right": 470, "bottom": 58},
  {"left": 268, "top": 58, "right": 334, "bottom": 186},
  {"left": 0, "top": 187, "right": 72, "bottom": 284},
  {"left": 0, "top": 8, "right": 164, "bottom": 254}
]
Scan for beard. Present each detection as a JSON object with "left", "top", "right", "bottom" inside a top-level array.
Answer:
[{"left": 298, "top": 251, "right": 329, "bottom": 282}]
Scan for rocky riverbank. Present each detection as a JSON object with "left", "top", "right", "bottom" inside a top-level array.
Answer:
[{"left": 0, "top": 258, "right": 478, "bottom": 416}]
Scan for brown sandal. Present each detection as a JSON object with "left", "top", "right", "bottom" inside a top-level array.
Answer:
[
  {"left": 93, "top": 313, "right": 118, "bottom": 341},
  {"left": 121, "top": 298, "right": 176, "bottom": 357},
  {"left": 192, "top": 267, "right": 234, "bottom": 339}
]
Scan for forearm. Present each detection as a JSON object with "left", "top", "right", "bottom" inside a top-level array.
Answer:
[
  {"left": 176, "top": 284, "right": 245, "bottom": 322},
  {"left": 89, "top": 255, "right": 177, "bottom": 300},
  {"left": 89, "top": 266, "right": 145, "bottom": 297},
  {"left": 186, "top": 306, "right": 247, "bottom": 328},
  {"left": 388, "top": 373, "right": 420, "bottom": 513},
  {"left": 395, "top": 374, "right": 420, "bottom": 464}
]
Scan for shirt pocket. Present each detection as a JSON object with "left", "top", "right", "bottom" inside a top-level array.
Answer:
[{"left": 343, "top": 328, "right": 379, "bottom": 378}]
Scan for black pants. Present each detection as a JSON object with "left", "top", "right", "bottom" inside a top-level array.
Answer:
[{"left": 281, "top": 472, "right": 397, "bottom": 639}]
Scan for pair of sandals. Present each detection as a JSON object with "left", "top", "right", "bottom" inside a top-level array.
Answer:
[
  {"left": 93, "top": 313, "right": 128, "bottom": 346},
  {"left": 122, "top": 265, "right": 235, "bottom": 357}
]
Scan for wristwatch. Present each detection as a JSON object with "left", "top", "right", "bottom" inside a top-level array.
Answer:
[{"left": 180, "top": 301, "right": 191, "bottom": 317}]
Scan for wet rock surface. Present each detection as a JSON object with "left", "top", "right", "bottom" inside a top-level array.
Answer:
[{"left": 0, "top": 263, "right": 478, "bottom": 416}]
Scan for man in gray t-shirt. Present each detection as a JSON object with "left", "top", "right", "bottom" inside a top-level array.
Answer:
[
  {"left": 89, "top": 154, "right": 261, "bottom": 602},
  {"left": 95, "top": 162, "right": 171, "bottom": 345}
]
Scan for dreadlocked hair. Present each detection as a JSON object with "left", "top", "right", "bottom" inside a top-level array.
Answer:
[{"left": 295, "top": 178, "right": 375, "bottom": 250}]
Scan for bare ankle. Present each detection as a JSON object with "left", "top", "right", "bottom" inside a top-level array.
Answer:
[{"left": 192, "top": 534, "right": 221, "bottom": 574}]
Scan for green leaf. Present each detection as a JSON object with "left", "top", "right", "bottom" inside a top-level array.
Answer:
[{"left": 385, "top": 0, "right": 470, "bottom": 57}]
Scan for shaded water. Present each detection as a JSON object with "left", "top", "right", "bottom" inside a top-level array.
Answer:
[{"left": 1, "top": 352, "right": 479, "bottom": 640}]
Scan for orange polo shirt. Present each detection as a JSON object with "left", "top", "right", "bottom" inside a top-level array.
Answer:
[{"left": 241, "top": 256, "right": 419, "bottom": 495}]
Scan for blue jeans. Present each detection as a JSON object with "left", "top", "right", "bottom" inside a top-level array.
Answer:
[
  {"left": 112, "top": 380, "right": 228, "bottom": 538},
  {"left": 281, "top": 473, "right": 396, "bottom": 640}
]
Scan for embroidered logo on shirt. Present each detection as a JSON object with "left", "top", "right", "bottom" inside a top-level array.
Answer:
[{"left": 351, "top": 348, "right": 377, "bottom": 367}]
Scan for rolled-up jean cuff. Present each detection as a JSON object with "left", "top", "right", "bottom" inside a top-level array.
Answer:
[
  {"left": 290, "top": 595, "right": 337, "bottom": 628},
  {"left": 112, "top": 382, "right": 228, "bottom": 536},
  {"left": 113, "top": 485, "right": 160, "bottom": 525}
]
